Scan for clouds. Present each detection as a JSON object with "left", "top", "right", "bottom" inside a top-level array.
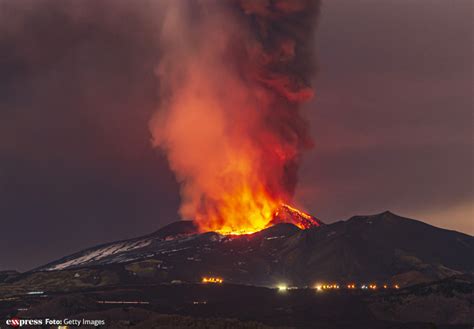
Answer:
[{"left": 296, "top": 0, "right": 473, "bottom": 233}]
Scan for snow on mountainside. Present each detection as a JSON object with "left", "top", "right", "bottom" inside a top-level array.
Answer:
[
  {"left": 40, "top": 221, "right": 204, "bottom": 271},
  {"left": 37, "top": 219, "right": 300, "bottom": 272},
  {"left": 35, "top": 211, "right": 474, "bottom": 288},
  {"left": 46, "top": 239, "right": 154, "bottom": 270},
  {"left": 40, "top": 206, "right": 320, "bottom": 271}
]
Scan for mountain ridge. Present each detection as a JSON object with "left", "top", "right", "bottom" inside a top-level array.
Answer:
[{"left": 32, "top": 211, "right": 473, "bottom": 288}]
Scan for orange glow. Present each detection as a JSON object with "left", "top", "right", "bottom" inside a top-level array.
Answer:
[
  {"left": 199, "top": 199, "right": 320, "bottom": 235},
  {"left": 149, "top": 1, "right": 320, "bottom": 236},
  {"left": 278, "top": 204, "right": 321, "bottom": 230},
  {"left": 282, "top": 204, "right": 313, "bottom": 221},
  {"left": 319, "top": 283, "right": 339, "bottom": 290},
  {"left": 202, "top": 277, "right": 223, "bottom": 284},
  {"left": 198, "top": 183, "right": 283, "bottom": 235}
]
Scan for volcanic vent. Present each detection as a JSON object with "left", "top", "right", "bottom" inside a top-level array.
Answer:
[{"left": 213, "top": 204, "right": 323, "bottom": 235}]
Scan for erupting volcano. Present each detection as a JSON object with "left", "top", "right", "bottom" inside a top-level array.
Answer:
[
  {"left": 214, "top": 203, "right": 322, "bottom": 235},
  {"left": 150, "top": 0, "right": 320, "bottom": 234}
]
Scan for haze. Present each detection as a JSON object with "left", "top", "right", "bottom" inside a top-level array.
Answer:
[{"left": 0, "top": 0, "right": 472, "bottom": 271}]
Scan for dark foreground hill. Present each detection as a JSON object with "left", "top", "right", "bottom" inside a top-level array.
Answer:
[
  {"left": 1, "top": 276, "right": 472, "bottom": 328},
  {"left": 33, "top": 211, "right": 473, "bottom": 287}
]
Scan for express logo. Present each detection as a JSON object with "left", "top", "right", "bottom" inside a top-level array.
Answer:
[
  {"left": 6, "top": 318, "right": 20, "bottom": 328},
  {"left": 5, "top": 318, "right": 43, "bottom": 327}
]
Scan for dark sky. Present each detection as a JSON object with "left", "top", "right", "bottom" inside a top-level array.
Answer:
[{"left": 1, "top": 0, "right": 472, "bottom": 271}]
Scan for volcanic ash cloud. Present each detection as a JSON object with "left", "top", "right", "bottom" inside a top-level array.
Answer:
[{"left": 149, "top": 0, "right": 321, "bottom": 233}]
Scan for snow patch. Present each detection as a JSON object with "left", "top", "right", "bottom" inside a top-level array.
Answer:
[
  {"left": 265, "top": 235, "right": 285, "bottom": 240},
  {"left": 45, "top": 239, "right": 152, "bottom": 270}
]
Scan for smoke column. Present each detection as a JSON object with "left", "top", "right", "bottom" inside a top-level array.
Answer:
[{"left": 150, "top": 0, "right": 320, "bottom": 233}]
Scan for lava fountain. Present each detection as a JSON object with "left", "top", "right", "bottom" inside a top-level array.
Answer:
[{"left": 150, "top": 0, "right": 321, "bottom": 234}]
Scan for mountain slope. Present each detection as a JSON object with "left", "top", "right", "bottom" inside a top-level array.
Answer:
[
  {"left": 276, "top": 211, "right": 473, "bottom": 285},
  {"left": 35, "top": 211, "right": 473, "bottom": 287}
]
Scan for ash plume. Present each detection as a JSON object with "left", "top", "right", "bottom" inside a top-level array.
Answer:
[{"left": 150, "top": 0, "right": 321, "bottom": 232}]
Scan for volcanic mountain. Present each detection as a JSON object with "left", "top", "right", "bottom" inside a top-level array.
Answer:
[{"left": 32, "top": 210, "right": 473, "bottom": 288}]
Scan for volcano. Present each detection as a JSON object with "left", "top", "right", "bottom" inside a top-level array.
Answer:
[
  {"left": 33, "top": 210, "right": 472, "bottom": 289},
  {"left": 3, "top": 210, "right": 473, "bottom": 328}
]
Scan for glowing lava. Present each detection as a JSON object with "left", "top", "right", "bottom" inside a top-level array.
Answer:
[
  {"left": 273, "top": 204, "right": 322, "bottom": 230},
  {"left": 209, "top": 202, "right": 322, "bottom": 236},
  {"left": 150, "top": 1, "right": 321, "bottom": 236}
]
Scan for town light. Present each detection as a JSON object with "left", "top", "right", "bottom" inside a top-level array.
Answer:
[{"left": 202, "top": 276, "right": 223, "bottom": 284}]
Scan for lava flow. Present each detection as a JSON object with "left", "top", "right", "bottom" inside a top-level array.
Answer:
[
  {"left": 273, "top": 204, "right": 322, "bottom": 230},
  {"left": 212, "top": 203, "right": 322, "bottom": 236}
]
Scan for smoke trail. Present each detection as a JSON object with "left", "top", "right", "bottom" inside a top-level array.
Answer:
[{"left": 150, "top": 0, "right": 320, "bottom": 233}]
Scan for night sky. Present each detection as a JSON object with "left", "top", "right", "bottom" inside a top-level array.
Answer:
[{"left": 1, "top": 0, "right": 472, "bottom": 271}]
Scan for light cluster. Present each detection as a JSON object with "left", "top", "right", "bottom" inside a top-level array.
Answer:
[
  {"left": 315, "top": 284, "right": 340, "bottom": 291},
  {"left": 315, "top": 283, "right": 400, "bottom": 291},
  {"left": 202, "top": 277, "right": 223, "bottom": 284}
]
